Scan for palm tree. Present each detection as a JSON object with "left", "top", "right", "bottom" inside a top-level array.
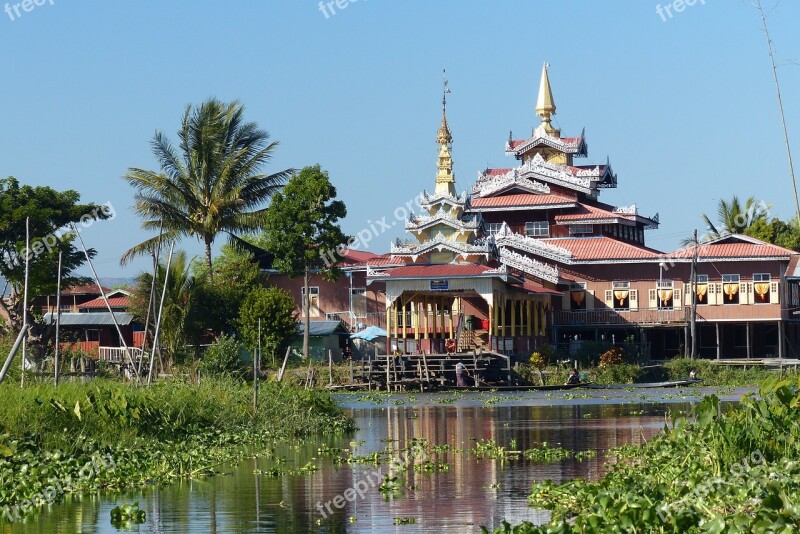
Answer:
[
  {"left": 130, "top": 250, "right": 199, "bottom": 365},
  {"left": 682, "top": 196, "right": 771, "bottom": 246},
  {"left": 701, "top": 196, "right": 770, "bottom": 238},
  {"left": 122, "top": 99, "right": 293, "bottom": 280}
]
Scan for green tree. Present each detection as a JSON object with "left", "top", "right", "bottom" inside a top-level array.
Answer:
[
  {"left": 190, "top": 243, "right": 265, "bottom": 335},
  {"left": 263, "top": 166, "right": 348, "bottom": 359},
  {"left": 122, "top": 98, "right": 293, "bottom": 280},
  {"left": 197, "top": 334, "right": 247, "bottom": 379},
  {"left": 237, "top": 286, "right": 298, "bottom": 367},
  {"left": 0, "top": 177, "right": 111, "bottom": 335},
  {"left": 129, "top": 250, "right": 201, "bottom": 364},
  {"left": 745, "top": 216, "right": 800, "bottom": 251},
  {"left": 700, "top": 196, "right": 770, "bottom": 239}
]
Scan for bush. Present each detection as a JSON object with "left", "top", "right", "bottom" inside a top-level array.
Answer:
[
  {"left": 573, "top": 341, "right": 613, "bottom": 367},
  {"left": 591, "top": 363, "right": 643, "bottom": 384},
  {"left": 198, "top": 335, "right": 247, "bottom": 379},
  {"left": 599, "top": 347, "right": 624, "bottom": 367}
]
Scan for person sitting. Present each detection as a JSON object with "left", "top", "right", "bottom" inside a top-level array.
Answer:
[
  {"left": 566, "top": 368, "right": 580, "bottom": 385},
  {"left": 455, "top": 361, "right": 467, "bottom": 387}
]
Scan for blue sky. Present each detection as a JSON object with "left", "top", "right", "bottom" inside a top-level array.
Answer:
[{"left": 1, "top": 0, "right": 798, "bottom": 278}]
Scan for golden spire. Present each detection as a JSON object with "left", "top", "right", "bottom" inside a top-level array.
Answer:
[
  {"left": 436, "top": 73, "right": 452, "bottom": 146},
  {"left": 435, "top": 70, "right": 456, "bottom": 197},
  {"left": 535, "top": 62, "right": 559, "bottom": 136}
]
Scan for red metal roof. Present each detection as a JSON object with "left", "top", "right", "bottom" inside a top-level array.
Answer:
[
  {"left": 541, "top": 237, "right": 662, "bottom": 261},
  {"left": 554, "top": 204, "right": 631, "bottom": 223},
  {"left": 514, "top": 279, "right": 562, "bottom": 295},
  {"left": 786, "top": 255, "right": 800, "bottom": 278},
  {"left": 79, "top": 296, "right": 130, "bottom": 309},
  {"left": 470, "top": 193, "right": 577, "bottom": 209},
  {"left": 62, "top": 283, "right": 110, "bottom": 295},
  {"left": 337, "top": 249, "right": 381, "bottom": 267},
  {"left": 483, "top": 168, "right": 514, "bottom": 176},
  {"left": 366, "top": 254, "right": 407, "bottom": 267},
  {"left": 669, "top": 235, "right": 795, "bottom": 260},
  {"left": 378, "top": 264, "right": 499, "bottom": 279}
]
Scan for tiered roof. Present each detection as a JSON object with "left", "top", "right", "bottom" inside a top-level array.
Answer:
[{"left": 390, "top": 85, "right": 490, "bottom": 265}]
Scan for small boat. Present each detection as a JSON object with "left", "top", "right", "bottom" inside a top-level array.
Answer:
[
  {"left": 585, "top": 378, "right": 704, "bottom": 390},
  {"left": 446, "top": 382, "right": 590, "bottom": 392}
]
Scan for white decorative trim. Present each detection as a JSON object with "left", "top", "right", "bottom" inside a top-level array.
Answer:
[
  {"left": 366, "top": 266, "right": 390, "bottom": 277},
  {"left": 612, "top": 204, "right": 638, "bottom": 215},
  {"left": 494, "top": 225, "right": 573, "bottom": 263},
  {"left": 391, "top": 232, "right": 490, "bottom": 258},
  {"left": 498, "top": 247, "right": 560, "bottom": 284},
  {"left": 484, "top": 263, "right": 508, "bottom": 275},
  {"left": 406, "top": 212, "right": 481, "bottom": 232},
  {"left": 505, "top": 128, "right": 585, "bottom": 157},
  {"left": 419, "top": 190, "right": 467, "bottom": 208},
  {"left": 519, "top": 154, "right": 592, "bottom": 193},
  {"left": 472, "top": 168, "right": 551, "bottom": 197},
  {"left": 575, "top": 166, "right": 601, "bottom": 178}
]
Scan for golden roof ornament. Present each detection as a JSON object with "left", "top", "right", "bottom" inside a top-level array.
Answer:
[
  {"left": 535, "top": 62, "right": 559, "bottom": 136},
  {"left": 436, "top": 70, "right": 453, "bottom": 146},
  {"left": 434, "top": 70, "right": 456, "bottom": 197}
]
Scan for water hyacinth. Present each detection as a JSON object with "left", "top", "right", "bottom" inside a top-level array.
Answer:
[{"left": 0, "top": 379, "right": 354, "bottom": 523}]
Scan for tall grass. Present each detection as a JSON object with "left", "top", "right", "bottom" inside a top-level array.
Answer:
[{"left": 0, "top": 379, "right": 353, "bottom": 452}]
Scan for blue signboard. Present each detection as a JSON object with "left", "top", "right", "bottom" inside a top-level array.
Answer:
[{"left": 430, "top": 279, "right": 449, "bottom": 291}]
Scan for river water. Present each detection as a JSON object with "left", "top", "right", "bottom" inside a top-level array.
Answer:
[{"left": 9, "top": 387, "right": 753, "bottom": 533}]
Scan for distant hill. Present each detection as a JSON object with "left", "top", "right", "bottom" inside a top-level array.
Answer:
[{"left": 98, "top": 277, "right": 137, "bottom": 290}]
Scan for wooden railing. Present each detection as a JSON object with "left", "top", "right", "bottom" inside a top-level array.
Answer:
[
  {"left": 553, "top": 307, "right": 691, "bottom": 326},
  {"left": 98, "top": 347, "right": 143, "bottom": 364}
]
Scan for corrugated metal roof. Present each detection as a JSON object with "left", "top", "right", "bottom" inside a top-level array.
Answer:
[
  {"left": 470, "top": 193, "right": 577, "bottom": 209},
  {"left": 296, "top": 320, "right": 348, "bottom": 336},
  {"left": 554, "top": 204, "right": 631, "bottom": 223},
  {"left": 79, "top": 296, "right": 130, "bottom": 309},
  {"left": 669, "top": 235, "right": 795, "bottom": 260},
  {"left": 43, "top": 312, "right": 135, "bottom": 326},
  {"left": 542, "top": 237, "right": 662, "bottom": 261},
  {"left": 787, "top": 255, "right": 800, "bottom": 278},
  {"left": 61, "top": 283, "right": 111, "bottom": 296}
]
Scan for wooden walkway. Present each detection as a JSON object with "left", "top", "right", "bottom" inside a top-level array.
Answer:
[
  {"left": 709, "top": 358, "right": 800, "bottom": 369},
  {"left": 333, "top": 350, "right": 513, "bottom": 391}
]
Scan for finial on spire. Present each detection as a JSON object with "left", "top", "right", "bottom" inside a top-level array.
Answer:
[
  {"left": 535, "top": 62, "right": 557, "bottom": 134},
  {"left": 437, "top": 68, "right": 453, "bottom": 145}
]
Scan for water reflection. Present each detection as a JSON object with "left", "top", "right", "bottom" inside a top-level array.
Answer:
[{"left": 5, "top": 389, "right": 749, "bottom": 533}]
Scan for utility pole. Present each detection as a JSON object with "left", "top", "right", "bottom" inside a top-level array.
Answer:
[
  {"left": 690, "top": 229, "right": 698, "bottom": 359},
  {"left": 21, "top": 218, "right": 30, "bottom": 387},
  {"left": 756, "top": 0, "right": 800, "bottom": 224},
  {"left": 54, "top": 252, "right": 62, "bottom": 386}
]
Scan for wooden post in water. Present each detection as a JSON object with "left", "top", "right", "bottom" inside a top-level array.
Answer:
[
  {"left": 473, "top": 349, "right": 480, "bottom": 387},
  {"left": 328, "top": 349, "right": 333, "bottom": 386},
  {"left": 277, "top": 346, "right": 291, "bottom": 382},
  {"left": 54, "top": 251, "right": 62, "bottom": 386},
  {"left": 349, "top": 358, "right": 354, "bottom": 384},
  {"left": 253, "top": 345, "right": 258, "bottom": 411},
  {"left": 386, "top": 353, "right": 391, "bottom": 392}
]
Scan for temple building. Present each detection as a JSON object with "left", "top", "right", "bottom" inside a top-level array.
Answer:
[{"left": 270, "top": 63, "right": 800, "bottom": 360}]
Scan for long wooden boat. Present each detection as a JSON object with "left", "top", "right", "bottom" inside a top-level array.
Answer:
[{"left": 585, "top": 378, "right": 704, "bottom": 390}]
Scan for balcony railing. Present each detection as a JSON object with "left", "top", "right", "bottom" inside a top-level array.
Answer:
[
  {"left": 554, "top": 307, "right": 690, "bottom": 326},
  {"left": 325, "top": 312, "right": 387, "bottom": 330},
  {"left": 98, "top": 346, "right": 143, "bottom": 364}
]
